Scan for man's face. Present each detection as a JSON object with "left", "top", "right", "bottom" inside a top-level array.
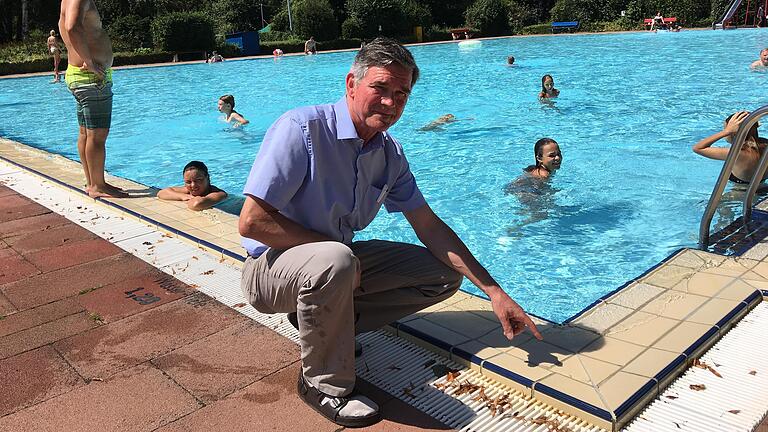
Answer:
[
  {"left": 346, "top": 64, "right": 413, "bottom": 141},
  {"left": 761, "top": 49, "right": 768, "bottom": 65}
]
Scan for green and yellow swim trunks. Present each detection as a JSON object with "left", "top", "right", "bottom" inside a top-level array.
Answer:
[{"left": 65, "top": 64, "right": 114, "bottom": 129}]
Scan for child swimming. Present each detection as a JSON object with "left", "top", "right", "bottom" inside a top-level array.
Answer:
[
  {"left": 538, "top": 75, "right": 560, "bottom": 100},
  {"left": 218, "top": 94, "right": 249, "bottom": 127},
  {"left": 692, "top": 111, "right": 768, "bottom": 185},
  {"left": 521, "top": 138, "right": 562, "bottom": 179},
  {"left": 157, "top": 161, "right": 228, "bottom": 211}
]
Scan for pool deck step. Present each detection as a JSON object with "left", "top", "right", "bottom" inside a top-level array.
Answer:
[{"left": 3, "top": 138, "right": 768, "bottom": 431}]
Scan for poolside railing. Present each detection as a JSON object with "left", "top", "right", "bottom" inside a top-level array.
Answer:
[{"left": 699, "top": 104, "right": 768, "bottom": 249}]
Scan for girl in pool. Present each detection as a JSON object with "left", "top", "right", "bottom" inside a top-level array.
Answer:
[
  {"left": 218, "top": 94, "right": 249, "bottom": 127},
  {"left": 693, "top": 111, "right": 768, "bottom": 185},
  {"left": 158, "top": 161, "right": 228, "bottom": 211},
  {"left": 522, "top": 138, "right": 562, "bottom": 179},
  {"left": 538, "top": 75, "right": 560, "bottom": 100}
]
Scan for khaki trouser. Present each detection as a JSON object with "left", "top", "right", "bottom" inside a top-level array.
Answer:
[{"left": 241, "top": 240, "right": 462, "bottom": 396}]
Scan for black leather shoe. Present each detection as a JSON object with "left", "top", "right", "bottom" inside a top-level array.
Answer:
[
  {"left": 297, "top": 373, "right": 381, "bottom": 428},
  {"left": 287, "top": 312, "right": 363, "bottom": 357}
]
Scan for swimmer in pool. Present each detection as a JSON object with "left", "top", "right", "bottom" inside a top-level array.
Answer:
[
  {"left": 750, "top": 48, "right": 768, "bottom": 70},
  {"left": 521, "top": 138, "right": 562, "bottom": 179},
  {"left": 693, "top": 111, "right": 768, "bottom": 185},
  {"left": 157, "top": 161, "right": 228, "bottom": 211},
  {"left": 418, "top": 114, "right": 457, "bottom": 131},
  {"left": 218, "top": 94, "right": 249, "bottom": 127},
  {"left": 539, "top": 75, "right": 560, "bottom": 100}
]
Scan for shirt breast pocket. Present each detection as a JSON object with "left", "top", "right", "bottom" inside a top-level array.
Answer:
[{"left": 351, "top": 183, "right": 390, "bottom": 230}]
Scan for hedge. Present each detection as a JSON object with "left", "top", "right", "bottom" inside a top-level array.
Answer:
[
  {"left": 0, "top": 51, "right": 174, "bottom": 76},
  {"left": 260, "top": 38, "right": 362, "bottom": 54}
]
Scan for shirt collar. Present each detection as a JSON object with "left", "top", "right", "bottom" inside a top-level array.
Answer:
[
  {"left": 334, "top": 97, "right": 386, "bottom": 149},
  {"left": 334, "top": 97, "right": 360, "bottom": 141}
]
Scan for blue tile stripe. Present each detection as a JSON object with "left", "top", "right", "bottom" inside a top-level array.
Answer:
[
  {"left": 481, "top": 359, "right": 534, "bottom": 388},
  {"left": 613, "top": 378, "right": 658, "bottom": 418},
  {"left": 564, "top": 247, "right": 687, "bottom": 324},
  {"left": 682, "top": 326, "right": 720, "bottom": 357},
  {"left": 533, "top": 382, "right": 613, "bottom": 421}
]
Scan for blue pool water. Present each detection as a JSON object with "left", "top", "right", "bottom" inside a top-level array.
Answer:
[{"left": 2, "top": 29, "right": 767, "bottom": 322}]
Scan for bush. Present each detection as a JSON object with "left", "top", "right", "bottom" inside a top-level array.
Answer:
[
  {"left": 464, "top": 0, "right": 510, "bottom": 36},
  {"left": 341, "top": 16, "right": 365, "bottom": 39},
  {"left": 520, "top": 23, "right": 551, "bottom": 34},
  {"left": 151, "top": 12, "right": 216, "bottom": 52},
  {"left": 108, "top": 14, "right": 153, "bottom": 51},
  {"left": 424, "top": 25, "right": 453, "bottom": 41},
  {"left": 345, "top": 0, "right": 432, "bottom": 38}
]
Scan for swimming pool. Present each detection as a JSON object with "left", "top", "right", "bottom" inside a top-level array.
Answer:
[{"left": 2, "top": 29, "right": 767, "bottom": 322}]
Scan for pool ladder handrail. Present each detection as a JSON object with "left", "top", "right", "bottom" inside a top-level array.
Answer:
[{"left": 699, "top": 105, "right": 768, "bottom": 249}]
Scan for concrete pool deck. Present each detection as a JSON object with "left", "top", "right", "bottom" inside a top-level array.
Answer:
[{"left": 1, "top": 138, "right": 768, "bottom": 431}]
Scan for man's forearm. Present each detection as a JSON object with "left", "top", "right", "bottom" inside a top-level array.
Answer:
[
  {"left": 240, "top": 209, "right": 332, "bottom": 250},
  {"left": 417, "top": 218, "right": 504, "bottom": 297}
]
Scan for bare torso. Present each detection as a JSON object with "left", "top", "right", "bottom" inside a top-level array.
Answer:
[{"left": 59, "top": 0, "right": 112, "bottom": 69}]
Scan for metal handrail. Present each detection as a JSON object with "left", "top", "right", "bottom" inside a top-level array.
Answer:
[{"left": 698, "top": 105, "right": 768, "bottom": 249}]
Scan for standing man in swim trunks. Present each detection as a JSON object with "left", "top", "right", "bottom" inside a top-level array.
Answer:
[
  {"left": 59, "top": 0, "right": 127, "bottom": 198},
  {"left": 47, "top": 30, "right": 62, "bottom": 83}
]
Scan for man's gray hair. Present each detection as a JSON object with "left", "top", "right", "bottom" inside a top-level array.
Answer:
[{"left": 351, "top": 37, "right": 420, "bottom": 85}]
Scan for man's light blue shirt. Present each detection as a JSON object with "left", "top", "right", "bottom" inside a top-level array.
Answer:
[{"left": 241, "top": 98, "right": 426, "bottom": 257}]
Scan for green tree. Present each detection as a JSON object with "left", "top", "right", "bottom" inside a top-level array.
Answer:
[
  {"left": 419, "top": 0, "right": 473, "bottom": 27},
  {"left": 108, "top": 14, "right": 152, "bottom": 50},
  {"left": 272, "top": 0, "right": 339, "bottom": 40},
  {"left": 464, "top": 0, "right": 509, "bottom": 35},
  {"left": 345, "top": 0, "right": 431, "bottom": 38}
]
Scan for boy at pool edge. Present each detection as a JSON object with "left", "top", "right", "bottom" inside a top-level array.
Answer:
[{"left": 158, "top": 161, "right": 228, "bottom": 211}]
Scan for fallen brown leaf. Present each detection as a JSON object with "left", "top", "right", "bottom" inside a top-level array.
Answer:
[
  {"left": 233, "top": 303, "right": 247, "bottom": 308},
  {"left": 202, "top": 269, "right": 215, "bottom": 275},
  {"left": 689, "top": 384, "right": 706, "bottom": 391},
  {"left": 749, "top": 370, "right": 757, "bottom": 376},
  {"left": 727, "top": 410, "right": 741, "bottom": 415},
  {"left": 666, "top": 395, "right": 679, "bottom": 400},
  {"left": 693, "top": 359, "right": 723, "bottom": 378}
]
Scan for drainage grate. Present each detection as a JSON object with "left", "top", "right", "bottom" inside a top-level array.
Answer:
[{"left": 625, "top": 301, "right": 768, "bottom": 432}]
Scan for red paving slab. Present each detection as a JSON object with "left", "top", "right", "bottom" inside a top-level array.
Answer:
[
  {"left": 22, "top": 237, "right": 122, "bottom": 272},
  {"left": 0, "top": 364, "right": 200, "bottom": 432},
  {"left": 77, "top": 271, "right": 192, "bottom": 323},
  {"left": 0, "top": 202, "right": 51, "bottom": 223},
  {"left": 0, "top": 212, "right": 70, "bottom": 239},
  {"left": 0, "top": 249, "right": 39, "bottom": 285},
  {"left": 152, "top": 320, "right": 299, "bottom": 403},
  {"left": 0, "top": 297, "right": 84, "bottom": 338},
  {"left": 54, "top": 293, "right": 245, "bottom": 379},
  {"left": 0, "top": 292, "right": 15, "bottom": 316},
  {"left": 5, "top": 223, "right": 99, "bottom": 255},
  {"left": 0, "top": 346, "right": 83, "bottom": 417},
  {"left": 0, "top": 311, "right": 99, "bottom": 360},
  {"left": 1, "top": 252, "right": 154, "bottom": 310},
  {"left": 156, "top": 364, "right": 340, "bottom": 432},
  {"left": 0, "top": 193, "right": 34, "bottom": 210}
]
